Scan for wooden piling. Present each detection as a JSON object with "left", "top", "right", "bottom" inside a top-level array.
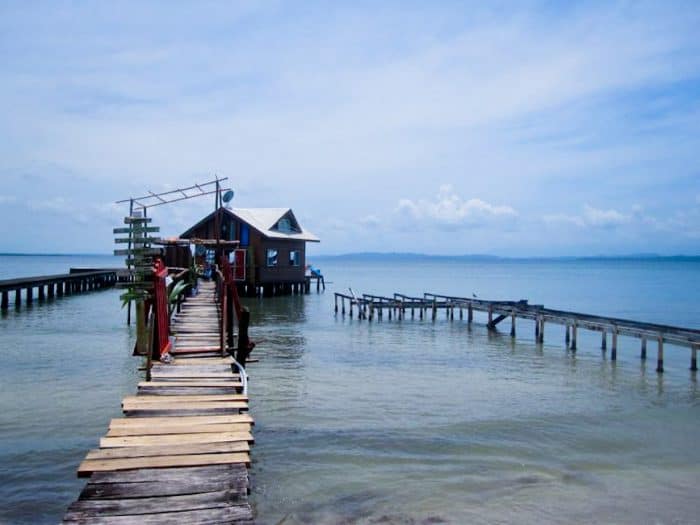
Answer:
[
  {"left": 510, "top": 310, "right": 516, "bottom": 337},
  {"left": 691, "top": 345, "right": 698, "bottom": 372},
  {"left": 571, "top": 322, "right": 577, "bottom": 351},
  {"left": 611, "top": 329, "right": 618, "bottom": 361},
  {"left": 538, "top": 318, "right": 545, "bottom": 343},
  {"left": 432, "top": 301, "right": 437, "bottom": 321},
  {"left": 656, "top": 335, "right": 664, "bottom": 373},
  {"left": 38, "top": 285, "right": 45, "bottom": 301},
  {"left": 15, "top": 289, "right": 21, "bottom": 307},
  {"left": 26, "top": 287, "right": 33, "bottom": 305},
  {"left": 48, "top": 283, "right": 55, "bottom": 299},
  {"left": 488, "top": 305, "right": 493, "bottom": 327},
  {"left": 641, "top": 337, "right": 647, "bottom": 360},
  {"left": 1, "top": 291, "right": 8, "bottom": 310},
  {"left": 535, "top": 315, "right": 540, "bottom": 340},
  {"left": 467, "top": 302, "right": 473, "bottom": 323}
]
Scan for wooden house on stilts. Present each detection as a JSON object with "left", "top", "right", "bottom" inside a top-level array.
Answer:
[{"left": 181, "top": 207, "right": 320, "bottom": 296}]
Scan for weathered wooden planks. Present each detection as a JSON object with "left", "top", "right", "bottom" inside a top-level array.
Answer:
[{"left": 64, "top": 280, "right": 255, "bottom": 523}]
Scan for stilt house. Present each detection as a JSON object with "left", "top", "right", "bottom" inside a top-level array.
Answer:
[{"left": 181, "top": 207, "right": 319, "bottom": 294}]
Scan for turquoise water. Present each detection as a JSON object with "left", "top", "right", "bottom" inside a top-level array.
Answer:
[{"left": 1, "top": 255, "right": 699, "bottom": 523}]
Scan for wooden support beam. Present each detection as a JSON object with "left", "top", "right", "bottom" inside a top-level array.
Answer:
[
  {"left": 510, "top": 310, "right": 516, "bottom": 337},
  {"left": 47, "top": 283, "right": 54, "bottom": 298},
  {"left": 656, "top": 335, "right": 664, "bottom": 373},
  {"left": 601, "top": 330, "right": 606, "bottom": 350},
  {"left": 38, "top": 285, "right": 45, "bottom": 301},
  {"left": 692, "top": 345, "right": 698, "bottom": 372},
  {"left": 15, "top": 288, "right": 21, "bottom": 307},
  {"left": 641, "top": 337, "right": 647, "bottom": 360},
  {"left": 468, "top": 302, "right": 473, "bottom": 323},
  {"left": 1, "top": 291, "right": 7, "bottom": 310},
  {"left": 611, "top": 329, "right": 618, "bottom": 361},
  {"left": 571, "top": 322, "right": 577, "bottom": 351},
  {"left": 26, "top": 286, "right": 33, "bottom": 305}
]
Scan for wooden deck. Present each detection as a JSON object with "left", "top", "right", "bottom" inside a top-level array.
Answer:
[{"left": 63, "top": 281, "right": 255, "bottom": 524}]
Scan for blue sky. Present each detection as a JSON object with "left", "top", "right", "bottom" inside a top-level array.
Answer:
[{"left": 1, "top": 1, "right": 699, "bottom": 256}]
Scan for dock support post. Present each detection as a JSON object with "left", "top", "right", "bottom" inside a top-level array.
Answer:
[
  {"left": 432, "top": 301, "right": 437, "bottom": 321},
  {"left": 38, "top": 285, "right": 45, "bottom": 301},
  {"left": 57, "top": 281, "right": 64, "bottom": 297},
  {"left": 369, "top": 304, "right": 374, "bottom": 322},
  {"left": 342, "top": 298, "right": 345, "bottom": 315},
  {"left": 459, "top": 307, "right": 463, "bottom": 320},
  {"left": 641, "top": 337, "right": 647, "bottom": 360},
  {"left": 468, "top": 302, "right": 473, "bottom": 323},
  {"left": 488, "top": 306, "right": 493, "bottom": 329},
  {"left": 1, "top": 291, "right": 8, "bottom": 310},
  {"left": 691, "top": 345, "right": 698, "bottom": 372},
  {"left": 26, "top": 287, "right": 33, "bottom": 305},
  {"left": 565, "top": 325, "right": 570, "bottom": 347},
  {"left": 538, "top": 318, "right": 545, "bottom": 343},
  {"left": 419, "top": 306, "right": 423, "bottom": 320},
  {"left": 450, "top": 304, "right": 454, "bottom": 321},
  {"left": 334, "top": 295, "right": 338, "bottom": 313},
  {"left": 656, "top": 336, "right": 664, "bottom": 373},
  {"left": 510, "top": 310, "right": 516, "bottom": 337},
  {"left": 571, "top": 322, "right": 577, "bottom": 351},
  {"left": 535, "top": 315, "right": 540, "bottom": 340},
  {"left": 601, "top": 330, "right": 606, "bottom": 350},
  {"left": 15, "top": 289, "right": 21, "bottom": 307},
  {"left": 611, "top": 329, "right": 618, "bottom": 361},
  {"left": 48, "top": 283, "right": 54, "bottom": 299}
]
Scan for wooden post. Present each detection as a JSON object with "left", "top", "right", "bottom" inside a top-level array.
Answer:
[
  {"left": 641, "top": 337, "right": 647, "bottom": 360},
  {"left": 1, "top": 291, "right": 8, "bottom": 310},
  {"left": 334, "top": 295, "right": 338, "bottom": 313},
  {"left": 691, "top": 345, "right": 698, "bottom": 372},
  {"left": 432, "top": 300, "right": 437, "bottom": 321},
  {"left": 571, "top": 322, "right": 577, "bottom": 351},
  {"left": 510, "top": 310, "right": 516, "bottom": 337},
  {"left": 38, "top": 285, "right": 45, "bottom": 301},
  {"left": 342, "top": 297, "right": 345, "bottom": 315},
  {"left": 235, "top": 307, "right": 252, "bottom": 367},
  {"left": 601, "top": 330, "right": 606, "bottom": 350},
  {"left": 611, "top": 329, "right": 618, "bottom": 361},
  {"left": 226, "top": 286, "right": 234, "bottom": 350},
  {"left": 565, "top": 325, "right": 571, "bottom": 347},
  {"left": 26, "top": 287, "right": 33, "bottom": 305},
  {"left": 656, "top": 335, "right": 664, "bottom": 373},
  {"left": 538, "top": 318, "right": 545, "bottom": 343},
  {"left": 450, "top": 304, "right": 454, "bottom": 321},
  {"left": 369, "top": 303, "right": 374, "bottom": 322},
  {"left": 488, "top": 305, "right": 493, "bottom": 328},
  {"left": 419, "top": 306, "right": 423, "bottom": 320},
  {"left": 57, "top": 281, "right": 64, "bottom": 297},
  {"left": 459, "top": 307, "right": 463, "bottom": 320},
  {"left": 15, "top": 289, "right": 21, "bottom": 307},
  {"left": 48, "top": 283, "right": 54, "bottom": 299},
  {"left": 535, "top": 315, "right": 540, "bottom": 340},
  {"left": 468, "top": 302, "right": 473, "bottom": 323}
]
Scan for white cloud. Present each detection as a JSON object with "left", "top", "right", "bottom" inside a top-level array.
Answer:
[
  {"left": 544, "top": 204, "right": 631, "bottom": 229},
  {"left": 397, "top": 184, "right": 517, "bottom": 229}
]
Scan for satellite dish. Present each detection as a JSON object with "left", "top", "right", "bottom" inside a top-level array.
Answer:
[{"left": 222, "top": 190, "right": 235, "bottom": 203}]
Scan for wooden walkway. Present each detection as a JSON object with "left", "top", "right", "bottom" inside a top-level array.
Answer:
[
  {"left": 336, "top": 291, "right": 700, "bottom": 373},
  {"left": 63, "top": 281, "right": 255, "bottom": 524}
]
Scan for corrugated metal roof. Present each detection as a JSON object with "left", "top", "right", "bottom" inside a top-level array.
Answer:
[{"left": 229, "top": 208, "right": 320, "bottom": 242}]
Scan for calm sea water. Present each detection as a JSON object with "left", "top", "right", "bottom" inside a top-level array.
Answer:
[{"left": 1, "top": 254, "right": 699, "bottom": 524}]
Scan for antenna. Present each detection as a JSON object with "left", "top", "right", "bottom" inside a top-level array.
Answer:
[{"left": 116, "top": 177, "right": 232, "bottom": 211}]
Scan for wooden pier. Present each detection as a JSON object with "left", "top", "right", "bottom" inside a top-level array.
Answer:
[
  {"left": 0, "top": 269, "right": 127, "bottom": 310},
  {"left": 63, "top": 280, "right": 255, "bottom": 524},
  {"left": 335, "top": 291, "right": 700, "bottom": 373}
]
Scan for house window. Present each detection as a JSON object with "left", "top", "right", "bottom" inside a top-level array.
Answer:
[
  {"left": 289, "top": 250, "right": 300, "bottom": 266},
  {"left": 266, "top": 249, "right": 278, "bottom": 267}
]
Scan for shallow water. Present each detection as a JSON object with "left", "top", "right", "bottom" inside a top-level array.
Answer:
[{"left": 1, "top": 255, "right": 699, "bottom": 524}]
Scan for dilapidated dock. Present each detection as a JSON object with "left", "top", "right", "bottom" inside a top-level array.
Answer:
[
  {"left": 335, "top": 291, "right": 700, "bottom": 373},
  {"left": 63, "top": 281, "right": 255, "bottom": 524}
]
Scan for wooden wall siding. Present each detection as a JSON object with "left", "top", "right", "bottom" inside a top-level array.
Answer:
[{"left": 185, "top": 212, "right": 308, "bottom": 285}]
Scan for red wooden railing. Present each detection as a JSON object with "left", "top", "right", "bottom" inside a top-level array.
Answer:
[{"left": 152, "top": 258, "right": 172, "bottom": 359}]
